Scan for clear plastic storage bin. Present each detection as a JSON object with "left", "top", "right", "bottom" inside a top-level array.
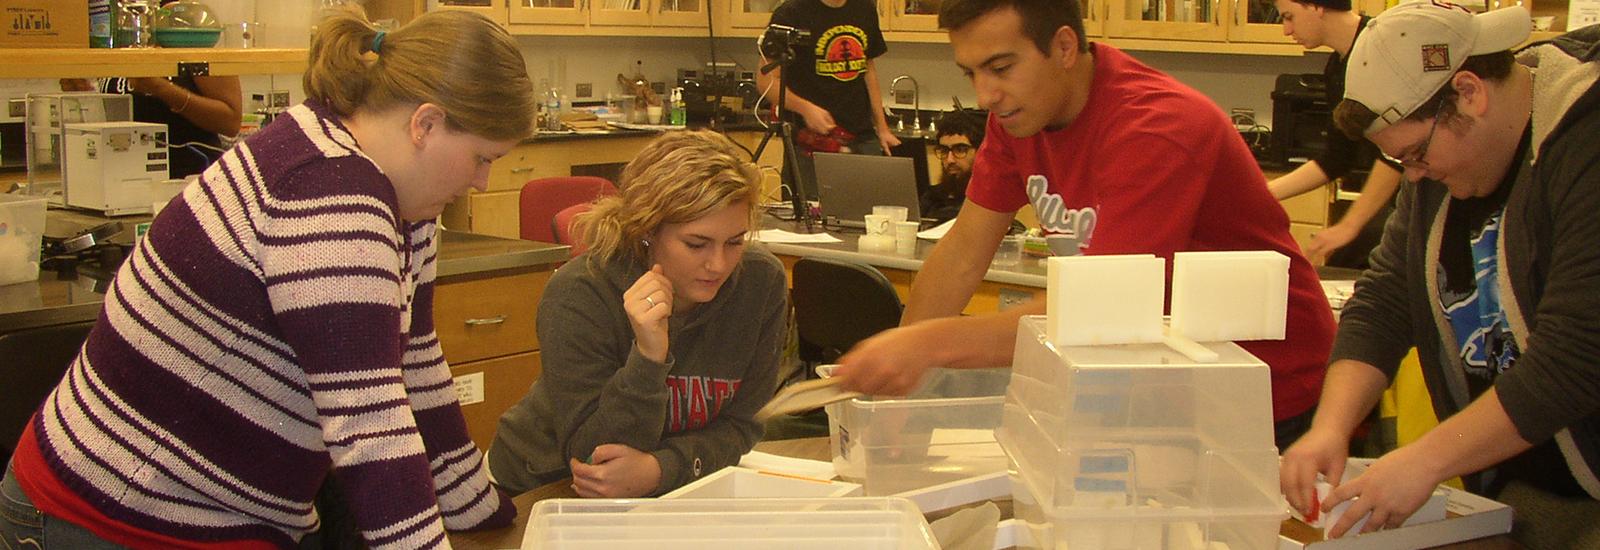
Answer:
[
  {"left": 524, "top": 497, "right": 939, "bottom": 549},
  {"left": 817, "top": 365, "right": 1010, "bottom": 496},
  {"left": 0, "top": 194, "right": 48, "bottom": 286},
  {"left": 1001, "top": 316, "right": 1286, "bottom": 550}
]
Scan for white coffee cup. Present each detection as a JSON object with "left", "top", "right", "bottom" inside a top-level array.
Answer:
[
  {"left": 873, "top": 205, "right": 909, "bottom": 224},
  {"left": 863, "top": 214, "right": 893, "bottom": 236},
  {"left": 893, "top": 221, "right": 919, "bottom": 255}
]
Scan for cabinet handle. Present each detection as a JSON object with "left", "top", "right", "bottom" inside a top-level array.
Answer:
[
  {"left": 465, "top": 315, "right": 508, "bottom": 326},
  {"left": 1234, "top": 0, "right": 1242, "bottom": 26},
  {"left": 510, "top": 166, "right": 534, "bottom": 173},
  {"left": 1212, "top": 0, "right": 1221, "bottom": 25}
]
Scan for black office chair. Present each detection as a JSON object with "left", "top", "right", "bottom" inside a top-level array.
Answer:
[
  {"left": 791, "top": 257, "right": 904, "bottom": 370},
  {"left": 1, "top": 321, "right": 93, "bottom": 463}
]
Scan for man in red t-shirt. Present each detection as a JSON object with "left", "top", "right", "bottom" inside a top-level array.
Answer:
[{"left": 833, "top": 0, "right": 1335, "bottom": 448}]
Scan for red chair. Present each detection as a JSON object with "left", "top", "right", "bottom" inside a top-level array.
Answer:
[
  {"left": 518, "top": 176, "right": 617, "bottom": 243},
  {"left": 551, "top": 202, "right": 595, "bottom": 257}
]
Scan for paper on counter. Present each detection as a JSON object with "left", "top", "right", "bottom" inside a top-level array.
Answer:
[
  {"left": 738, "top": 450, "right": 838, "bottom": 480},
  {"left": 756, "top": 229, "right": 843, "bottom": 244},
  {"left": 917, "top": 218, "right": 957, "bottom": 240}
]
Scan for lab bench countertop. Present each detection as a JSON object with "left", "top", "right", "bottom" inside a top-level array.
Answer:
[{"left": 0, "top": 224, "right": 569, "bottom": 335}]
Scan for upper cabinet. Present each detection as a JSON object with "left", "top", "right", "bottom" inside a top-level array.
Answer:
[
  {"left": 1226, "top": 0, "right": 1294, "bottom": 43},
  {"left": 726, "top": 0, "right": 779, "bottom": 29},
  {"left": 882, "top": 0, "right": 941, "bottom": 32},
  {"left": 431, "top": 0, "right": 512, "bottom": 24},
  {"left": 1104, "top": 0, "right": 1228, "bottom": 41}
]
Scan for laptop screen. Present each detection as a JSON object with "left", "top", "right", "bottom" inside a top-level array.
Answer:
[{"left": 813, "top": 152, "right": 922, "bottom": 228}]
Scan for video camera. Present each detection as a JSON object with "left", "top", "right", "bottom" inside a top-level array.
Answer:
[{"left": 758, "top": 24, "right": 812, "bottom": 61}]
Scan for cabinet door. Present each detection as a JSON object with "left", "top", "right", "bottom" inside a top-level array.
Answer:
[
  {"left": 1104, "top": 0, "right": 1227, "bottom": 41},
  {"left": 1226, "top": 0, "right": 1296, "bottom": 43},
  {"left": 452, "top": 351, "right": 542, "bottom": 450},
  {"left": 590, "top": 0, "right": 654, "bottom": 26},
  {"left": 884, "top": 0, "right": 942, "bottom": 32},
  {"left": 429, "top": 0, "right": 511, "bottom": 25},
  {"left": 1082, "top": 0, "right": 1106, "bottom": 36},
  {"left": 509, "top": 0, "right": 589, "bottom": 25},
  {"left": 653, "top": 0, "right": 711, "bottom": 28},
  {"left": 727, "top": 0, "right": 779, "bottom": 29}
]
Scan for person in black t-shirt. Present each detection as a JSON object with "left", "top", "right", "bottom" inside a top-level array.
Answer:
[
  {"left": 1266, "top": 0, "right": 1400, "bottom": 268},
  {"left": 758, "top": 0, "right": 899, "bottom": 199}
]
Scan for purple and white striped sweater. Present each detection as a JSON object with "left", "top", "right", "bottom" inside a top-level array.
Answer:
[{"left": 31, "top": 100, "right": 513, "bottom": 548}]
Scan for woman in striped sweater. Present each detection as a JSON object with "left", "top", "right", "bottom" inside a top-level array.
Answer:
[{"left": 0, "top": 10, "right": 534, "bottom": 549}]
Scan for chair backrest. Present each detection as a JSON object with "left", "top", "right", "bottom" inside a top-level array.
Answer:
[
  {"left": 518, "top": 176, "right": 617, "bottom": 243},
  {"left": 1, "top": 321, "right": 93, "bottom": 463},
  {"left": 791, "top": 258, "right": 903, "bottom": 366},
  {"left": 551, "top": 202, "right": 595, "bottom": 257}
]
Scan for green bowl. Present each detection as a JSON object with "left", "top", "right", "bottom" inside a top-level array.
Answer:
[{"left": 152, "top": 27, "right": 222, "bottom": 48}]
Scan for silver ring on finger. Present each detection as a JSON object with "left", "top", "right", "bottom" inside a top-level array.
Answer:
[{"left": 645, "top": 295, "right": 656, "bottom": 307}]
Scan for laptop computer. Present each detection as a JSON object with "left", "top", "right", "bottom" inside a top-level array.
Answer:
[{"left": 813, "top": 152, "right": 922, "bottom": 229}]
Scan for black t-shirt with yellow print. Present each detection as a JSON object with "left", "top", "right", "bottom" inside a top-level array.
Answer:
[{"left": 769, "top": 0, "right": 888, "bottom": 137}]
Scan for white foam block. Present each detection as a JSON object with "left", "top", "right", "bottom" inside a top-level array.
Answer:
[
  {"left": 1046, "top": 255, "right": 1165, "bottom": 346},
  {"left": 1170, "top": 251, "right": 1290, "bottom": 342}
]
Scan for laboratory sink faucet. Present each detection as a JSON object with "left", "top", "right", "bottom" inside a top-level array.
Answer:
[{"left": 890, "top": 75, "right": 920, "bottom": 133}]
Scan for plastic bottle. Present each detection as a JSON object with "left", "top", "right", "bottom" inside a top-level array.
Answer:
[
  {"left": 544, "top": 87, "right": 563, "bottom": 131},
  {"left": 669, "top": 87, "right": 687, "bottom": 126},
  {"left": 89, "top": 0, "right": 116, "bottom": 48}
]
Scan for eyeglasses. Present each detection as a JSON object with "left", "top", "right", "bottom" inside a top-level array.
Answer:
[
  {"left": 1380, "top": 100, "right": 1444, "bottom": 170},
  {"left": 933, "top": 143, "right": 973, "bottom": 159}
]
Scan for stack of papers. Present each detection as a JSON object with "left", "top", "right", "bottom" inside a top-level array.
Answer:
[{"left": 757, "top": 229, "right": 842, "bottom": 244}]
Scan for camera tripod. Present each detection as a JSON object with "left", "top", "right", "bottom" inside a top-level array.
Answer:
[{"left": 754, "top": 26, "right": 813, "bottom": 226}]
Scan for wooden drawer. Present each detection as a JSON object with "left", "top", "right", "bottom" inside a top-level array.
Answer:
[
  {"left": 486, "top": 136, "right": 657, "bottom": 193},
  {"left": 435, "top": 269, "right": 550, "bottom": 365},
  {"left": 1289, "top": 222, "right": 1322, "bottom": 263},
  {"left": 442, "top": 191, "right": 523, "bottom": 240},
  {"left": 452, "top": 351, "right": 542, "bottom": 450},
  {"left": 1280, "top": 183, "right": 1331, "bottom": 225}
]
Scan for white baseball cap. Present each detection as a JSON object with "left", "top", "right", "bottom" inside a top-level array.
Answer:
[{"left": 1344, "top": 1, "right": 1531, "bottom": 135}]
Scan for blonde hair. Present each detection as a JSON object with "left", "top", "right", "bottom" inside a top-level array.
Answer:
[
  {"left": 579, "top": 130, "right": 763, "bottom": 266},
  {"left": 303, "top": 11, "right": 535, "bottom": 141}
]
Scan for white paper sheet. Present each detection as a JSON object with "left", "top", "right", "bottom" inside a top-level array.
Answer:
[
  {"left": 756, "top": 229, "right": 843, "bottom": 244},
  {"left": 917, "top": 218, "right": 957, "bottom": 240}
]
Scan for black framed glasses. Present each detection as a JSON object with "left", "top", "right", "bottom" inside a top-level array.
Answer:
[
  {"left": 1380, "top": 99, "right": 1444, "bottom": 170},
  {"left": 933, "top": 143, "right": 973, "bottom": 159}
]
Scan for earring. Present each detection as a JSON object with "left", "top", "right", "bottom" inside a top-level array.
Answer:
[{"left": 642, "top": 238, "right": 652, "bottom": 247}]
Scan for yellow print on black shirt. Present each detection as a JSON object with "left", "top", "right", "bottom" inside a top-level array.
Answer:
[{"left": 814, "top": 25, "right": 870, "bottom": 81}]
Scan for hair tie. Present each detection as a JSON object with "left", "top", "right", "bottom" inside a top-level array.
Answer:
[{"left": 371, "top": 31, "right": 387, "bottom": 54}]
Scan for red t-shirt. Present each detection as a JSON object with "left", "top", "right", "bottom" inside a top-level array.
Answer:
[{"left": 968, "top": 43, "right": 1334, "bottom": 422}]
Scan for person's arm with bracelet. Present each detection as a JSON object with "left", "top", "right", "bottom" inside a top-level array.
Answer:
[
  {"left": 128, "top": 76, "right": 243, "bottom": 137},
  {"left": 863, "top": 58, "right": 900, "bottom": 153},
  {"left": 1303, "top": 161, "right": 1400, "bottom": 264}
]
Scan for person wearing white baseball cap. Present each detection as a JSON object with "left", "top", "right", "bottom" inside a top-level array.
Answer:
[{"left": 1280, "top": 1, "right": 1600, "bottom": 546}]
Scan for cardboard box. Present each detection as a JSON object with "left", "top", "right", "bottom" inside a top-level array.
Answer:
[{"left": 2, "top": 0, "right": 88, "bottom": 48}]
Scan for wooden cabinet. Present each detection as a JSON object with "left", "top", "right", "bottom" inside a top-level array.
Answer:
[
  {"left": 0, "top": 48, "right": 307, "bottom": 79},
  {"left": 442, "top": 135, "right": 657, "bottom": 240},
  {"left": 437, "top": 268, "right": 553, "bottom": 449},
  {"left": 430, "top": 0, "right": 513, "bottom": 25},
  {"left": 1279, "top": 179, "right": 1332, "bottom": 261},
  {"left": 727, "top": 0, "right": 781, "bottom": 29}
]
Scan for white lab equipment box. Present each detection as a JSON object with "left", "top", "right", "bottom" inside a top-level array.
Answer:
[
  {"left": 63, "top": 121, "right": 170, "bottom": 216},
  {"left": 25, "top": 92, "right": 134, "bottom": 201}
]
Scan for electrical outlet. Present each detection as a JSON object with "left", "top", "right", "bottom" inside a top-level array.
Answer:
[
  {"left": 893, "top": 89, "right": 914, "bottom": 105},
  {"left": 7, "top": 98, "right": 24, "bottom": 119},
  {"left": 269, "top": 90, "right": 290, "bottom": 108},
  {"left": 576, "top": 83, "right": 592, "bottom": 98},
  {"left": 997, "top": 288, "right": 1033, "bottom": 311}
]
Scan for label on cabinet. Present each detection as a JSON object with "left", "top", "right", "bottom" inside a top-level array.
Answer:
[{"left": 454, "top": 372, "right": 486, "bottom": 406}]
